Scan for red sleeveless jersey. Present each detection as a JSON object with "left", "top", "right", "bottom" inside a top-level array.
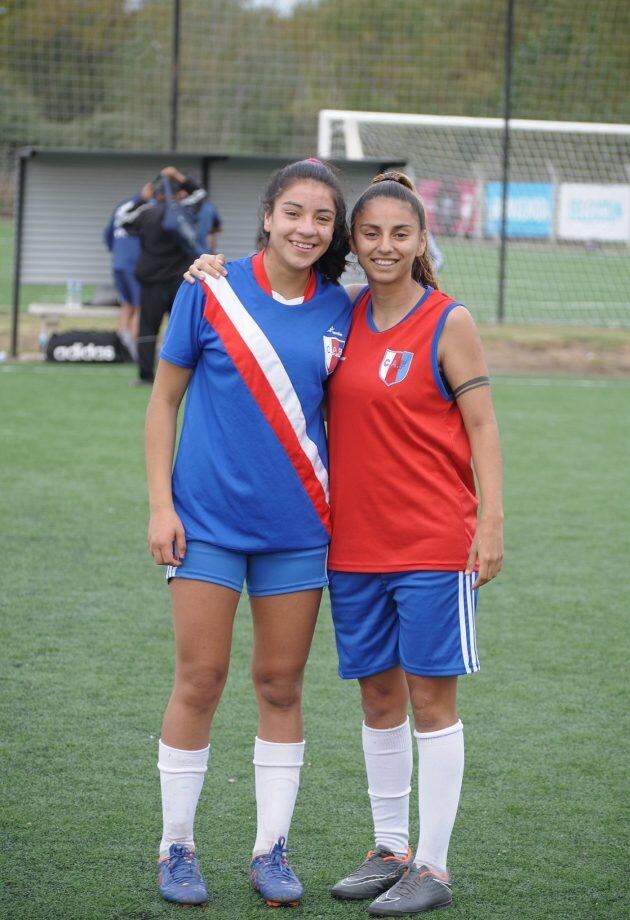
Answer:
[{"left": 327, "top": 286, "right": 478, "bottom": 572}]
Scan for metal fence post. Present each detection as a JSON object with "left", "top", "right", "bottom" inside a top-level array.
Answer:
[
  {"left": 170, "top": 0, "right": 181, "bottom": 151},
  {"left": 498, "top": 0, "right": 515, "bottom": 323}
]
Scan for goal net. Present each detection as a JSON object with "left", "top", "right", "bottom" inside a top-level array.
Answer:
[{"left": 319, "top": 110, "right": 630, "bottom": 327}]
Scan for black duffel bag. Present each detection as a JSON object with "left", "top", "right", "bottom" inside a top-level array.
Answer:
[{"left": 46, "top": 330, "right": 133, "bottom": 364}]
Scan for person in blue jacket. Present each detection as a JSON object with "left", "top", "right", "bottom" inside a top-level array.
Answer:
[
  {"left": 194, "top": 198, "right": 222, "bottom": 254},
  {"left": 103, "top": 182, "right": 153, "bottom": 360}
]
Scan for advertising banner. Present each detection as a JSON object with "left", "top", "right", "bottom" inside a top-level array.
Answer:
[
  {"left": 417, "top": 180, "right": 477, "bottom": 236},
  {"left": 558, "top": 184, "right": 630, "bottom": 241},
  {"left": 484, "top": 183, "right": 553, "bottom": 239}
]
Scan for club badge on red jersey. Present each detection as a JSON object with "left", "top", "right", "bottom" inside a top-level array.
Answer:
[
  {"left": 379, "top": 349, "right": 414, "bottom": 386},
  {"left": 323, "top": 334, "right": 345, "bottom": 373}
]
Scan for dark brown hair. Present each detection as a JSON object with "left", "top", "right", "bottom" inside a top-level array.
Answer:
[
  {"left": 350, "top": 171, "right": 439, "bottom": 289},
  {"left": 256, "top": 159, "right": 349, "bottom": 283}
]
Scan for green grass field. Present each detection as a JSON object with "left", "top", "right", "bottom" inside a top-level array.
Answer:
[{"left": 1, "top": 363, "right": 628, "bottom": 919}]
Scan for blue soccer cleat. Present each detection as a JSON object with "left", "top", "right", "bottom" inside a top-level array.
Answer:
[
  {"left": 250, "top": 836, "right": 303, "bottom": 907},
  {"left": 158, "top": 842, "right": 209, "bottom": 906}
]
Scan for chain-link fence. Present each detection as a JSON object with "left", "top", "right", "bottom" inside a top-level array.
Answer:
[{"left": 1, "top": 0, "right": 629, "bottom": 324}]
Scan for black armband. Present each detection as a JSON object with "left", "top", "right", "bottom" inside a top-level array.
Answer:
[{"left": 452, "top": 376, "right": 490, "bottom": 399}]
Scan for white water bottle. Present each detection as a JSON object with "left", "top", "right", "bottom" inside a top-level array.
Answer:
[{"left": 66, "top": 279, "right": 82, "bottom": 307}]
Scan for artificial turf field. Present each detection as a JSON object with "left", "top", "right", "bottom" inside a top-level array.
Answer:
[{"left": 1, "top": 363, "right": 628, "bottom": 919}]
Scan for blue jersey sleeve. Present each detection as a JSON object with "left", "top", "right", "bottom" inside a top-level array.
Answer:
[
  {"left": 160, "top": 281, "right": 206, "bottom": 368},
  {"left": 103, "top": 212, "right": 115, "bottom": 251}
]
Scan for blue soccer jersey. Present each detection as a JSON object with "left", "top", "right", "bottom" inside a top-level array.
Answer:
[
  {"left": 104, "top": 196, "right": 142, "bottom": 270},
  {"left": 160, "top": 254, "right": 352, "bottom": 552}
]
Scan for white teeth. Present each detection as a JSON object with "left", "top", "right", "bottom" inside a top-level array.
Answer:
[
  {"left": 373, "top": 259, "right": 396, "bottom": 266},
  {"left": 291, "top": 241, "right": 314, "bottom": 250}
]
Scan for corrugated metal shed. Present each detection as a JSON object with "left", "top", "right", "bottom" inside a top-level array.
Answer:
[
  {"left": 11, "top": 148, "right": 402, "bottom": 355},
  {"left": 16, "top": 149, "right": 399, "bottom": 285},
  {"left": 18, "top": 150, "right": 212, "bottom": 286}
]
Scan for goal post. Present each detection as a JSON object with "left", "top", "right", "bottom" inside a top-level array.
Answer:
[
  {"left": 318, "top": 109, "right": 630, "bottom": 327},
  {"left": 318, "top": 110, "right": 630, "bottom": 159}
]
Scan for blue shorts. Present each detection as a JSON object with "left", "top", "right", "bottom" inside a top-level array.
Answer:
[
  {"left": 113, "top": 268, "right": 141, "bottom": 308},
  {"left": 328, "top": 570, "right": 480, "bottom": 679},
  {"left": 166, "top": 541, "right": 328, "bottom": 597}
]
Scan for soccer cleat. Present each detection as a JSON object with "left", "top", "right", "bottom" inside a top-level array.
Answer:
[
  {"left": 331, "top": 845, "right": 413, "bottom": 900},
  {"left": 367, "top": 863, "right": 452, "bottom": 916},
  {"left": 250, "top": 836, "right": 303, "bottom": 908},
  {"left": 158, "top": 842, "right": 209, "bottom": 906}
]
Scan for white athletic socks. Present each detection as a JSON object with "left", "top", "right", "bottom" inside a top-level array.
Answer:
[
  {"left": 158, "top": 739, "right": 209, "bottom": 858},
  {"left": 363, "top": 719, "right": 413, "bottom": 856},
  {"left": 414, "top": 720, "right": 464, "bottom": 872},
  {"left": 157, "top": 722, "right": 462, "bottom": 868},
  {"left": 252, "top": 737, "right": 305, "bottom": 856},
  {"left": 158, "top": 737, "right": 304, "bottom": 859}
]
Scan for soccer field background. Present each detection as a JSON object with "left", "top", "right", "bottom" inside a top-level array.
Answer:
[
  {"left": 1, "top": 364, "right": 628, "bottom": 918},
  {"left": 2, "top": 218, "right": 629, "bottom": 330}
]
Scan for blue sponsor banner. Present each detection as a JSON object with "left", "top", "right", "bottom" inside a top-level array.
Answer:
[{"left": 485, "top": 183, "right": 554, "bottom": 238}]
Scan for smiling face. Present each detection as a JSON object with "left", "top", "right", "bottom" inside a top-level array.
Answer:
[
  {"left": 263, "top": 179, "right": 337, "bottom": 275},
  {"left": 352, "top": 196, "right": 427, "bottom": 286}
]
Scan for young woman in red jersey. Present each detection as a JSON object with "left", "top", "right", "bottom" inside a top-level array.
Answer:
[
  {"left": 325, "top": 173, "right": 503, "bottom": 917},
  {"left": 187, "top": 170, "right": 503, "bottom": 916}
]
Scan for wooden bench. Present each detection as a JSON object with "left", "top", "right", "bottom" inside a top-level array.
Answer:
[{"left": 28, "top": 303, "right": 121, "bottom": 339}]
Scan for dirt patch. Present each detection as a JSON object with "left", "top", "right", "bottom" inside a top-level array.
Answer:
[
  {"left": 482, "top": 337, "right": 630, "bottom": 378},
  {"left": 2, "top": 314, "right": 630, "bottom": 378}
]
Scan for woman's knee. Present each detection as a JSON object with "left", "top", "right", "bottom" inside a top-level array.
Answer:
[
  {"left": 173, "top": 664, "right": 228, "bottom": 713},
  {"left": 408, "top": 677, "right": 458, "bottom": 731},
  {"left": 253, "top": 669, "right": 303, "bottom": 711},
  {"left": 359, "top": 672, "right": 408, "bottom": 725}
]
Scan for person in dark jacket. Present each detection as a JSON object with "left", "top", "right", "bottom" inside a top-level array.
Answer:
[{"left": 121, "top": 166, "right": 206, "bottom": 384}]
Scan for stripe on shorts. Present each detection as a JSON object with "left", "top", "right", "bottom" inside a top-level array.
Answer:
[
  {"left": 458, "top": 572, "right": 479, "bottom": 673},
  {"left": 466, "top": 574, "right": 480, "bottom": 670},
  {"left": 201, "top": 273, "right": 330, "bottom": 533}
]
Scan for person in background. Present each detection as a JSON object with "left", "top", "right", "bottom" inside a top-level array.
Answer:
[
  {"left": 427, "top": 229, "right": 444, "bottom": 273},
  {"left": 195, "top": 197, "right": 222, "bottom": 254},
  {"left": 121, "top": 166, "right": 206, "bottom": 385},
  {"left": 103, "top": 183, "right": 153, "bottom": 361}
]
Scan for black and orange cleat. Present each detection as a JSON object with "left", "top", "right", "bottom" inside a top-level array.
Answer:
[
  {"left": 331, "top": 845, "right": 413, "bottom": 900},
  {"left": 368, "top": 863, "right": 452, "bottom": 916}
]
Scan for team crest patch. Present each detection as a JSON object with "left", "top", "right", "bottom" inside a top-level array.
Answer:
[
  {"left": 323, "top": 335, "right": 345, "bottom": 373},
  {"left": 379, "top": 349, "right": 414, "bottom": 386}
]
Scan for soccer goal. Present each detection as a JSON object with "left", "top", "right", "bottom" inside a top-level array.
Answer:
[{"left": 319, "top": 109, "right": 630, "bottom": 326}]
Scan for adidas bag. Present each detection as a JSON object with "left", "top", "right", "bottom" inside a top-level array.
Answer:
[{"left": 46, "top": 330, "right": 133, "bottom": 363}]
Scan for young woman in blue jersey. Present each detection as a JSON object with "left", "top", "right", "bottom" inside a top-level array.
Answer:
[
  {"left": 190, "top": 171, "right": 503, "bottom": 917},
  {"left": 146, "top": 159, "right": 352, "bottom": 908}
]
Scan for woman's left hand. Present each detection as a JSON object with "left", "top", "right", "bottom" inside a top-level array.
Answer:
[
  {"left": 466, "top": 516, "right": 504, "bottom": 588},
  {"left": 183, "top": 253, "right": 227, "bottom": 284}
]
